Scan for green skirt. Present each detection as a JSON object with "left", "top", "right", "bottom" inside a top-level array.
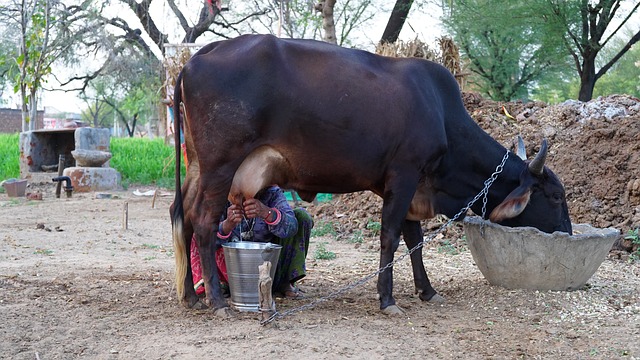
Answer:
[{"left": 272, "top": 208, "right": 313, "bottom": 290}]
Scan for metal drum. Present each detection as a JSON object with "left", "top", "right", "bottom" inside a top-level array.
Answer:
[{"left": 222, "top": 241, "right": 281, "bottom": 312}]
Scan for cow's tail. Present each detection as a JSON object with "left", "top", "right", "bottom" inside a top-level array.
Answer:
[{"left": 171, "top": 70, "right": 187, "bottom": 302}]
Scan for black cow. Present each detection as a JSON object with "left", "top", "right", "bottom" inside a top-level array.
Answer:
[{"left": 170, "top": 34, "right": 572, "bottom": 316}]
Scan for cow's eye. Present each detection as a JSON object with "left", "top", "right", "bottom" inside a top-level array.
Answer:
[{"left": 553, "top": 192, "right": 563, "bottom": 202}]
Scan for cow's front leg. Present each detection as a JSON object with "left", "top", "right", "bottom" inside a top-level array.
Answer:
[
  {"left": 377, "top": 228, "right": 403, "bottom": 315},
  {"left": 402, "top": 220, "right": 445, "bottom": 304},
  {"left": 377, "top": 170, "right": 420, "bottom": 315}
]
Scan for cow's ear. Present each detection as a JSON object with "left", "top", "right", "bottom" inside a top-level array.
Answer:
[{"left": 489, "top": 186, "right": 531, "bottom": 222}]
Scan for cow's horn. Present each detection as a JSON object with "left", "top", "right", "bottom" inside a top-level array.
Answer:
[
  {"left": 516, "top": 135, "right": 527, "bottom": 160},
  {"left": 528, "top": 139, "right": 548, "bottom": 176}
]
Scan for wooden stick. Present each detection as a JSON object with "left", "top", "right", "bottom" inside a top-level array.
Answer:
[
  {"left": 123, "top": 201, "right": 129, "bottom": 230},
  {"left": 258, "top": 261, "right": 275, "bottom": 322},
  {"left": 55, "top": 155, "right": 65, "bottom": 199},
  {"left": 151, "top": 188, "right": 158, "bottom": 209}
]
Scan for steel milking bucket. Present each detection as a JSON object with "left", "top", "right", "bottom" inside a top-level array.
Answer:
[{"left": 222, "top": 241, "right": 282, "bottom": 312}]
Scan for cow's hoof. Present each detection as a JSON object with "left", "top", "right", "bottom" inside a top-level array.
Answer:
[
  {"left": 213, "top": 307, "right": 234, "bottom": 318},
  {"left": 191, "top": 299, "right": 209, "bottom": 310},
  {"left": 183, "top": 296, "right": 206, "bottom": 310},
  {"left": 381, "top": 304, "right": 405, "bottom": 316},
  {"left": 427, "top": 294, "right": 446, "bottom": 304}
]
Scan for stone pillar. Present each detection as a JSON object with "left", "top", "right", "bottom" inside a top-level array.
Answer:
[{"left": 74, "top": 127, "right": 112, "bottom": 167}]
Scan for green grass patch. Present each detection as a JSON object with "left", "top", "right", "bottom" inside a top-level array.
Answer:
[
  {"left": 0, "top": 134, "right": 20, "bottom": 181},
  {"left": 110, "top": 137, "right": 184, "bottom": 189},
  {"left": 347, "top": 230, "right": 364, "bottom": 244},
  {"left": 436, "top": 238, "right": 465, "bottom": 255},
  {"left": 311, "top": 220, "right": 337, "bottom": 237},
  {"left": 366, "top": 220, "right": 381, "bottom": 237},
  {"left": 0, "top": 134, "right": 184, "bottom": 189},
  {"left": 314, "top": 242, "right": 336, "bottom": 260},
  {"left": 625, "top": 228, "right": 640, "bottom": 262}
]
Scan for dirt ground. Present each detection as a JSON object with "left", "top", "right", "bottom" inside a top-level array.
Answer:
[{"left": 1, "top": 94, "right": 640, "bottom": 359}]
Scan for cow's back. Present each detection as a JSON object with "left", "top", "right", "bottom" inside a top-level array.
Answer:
[{"left": 180, "top": 34, "right": 459, "bottom": 195}]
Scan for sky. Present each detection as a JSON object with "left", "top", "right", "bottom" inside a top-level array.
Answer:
[{"left": 39, "top": 1, "right": 444, "bottom": 114}]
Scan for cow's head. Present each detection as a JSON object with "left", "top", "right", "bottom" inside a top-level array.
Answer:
[{"left": 489, "top": 139, "right": 572, "bottom": 234}]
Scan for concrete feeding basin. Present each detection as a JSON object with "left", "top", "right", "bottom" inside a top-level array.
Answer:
[{"left": 462, "top": 216, "right": 619, "bottom": 291}]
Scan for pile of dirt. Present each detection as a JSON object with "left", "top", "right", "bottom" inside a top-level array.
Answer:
[{"left": 308, "top": 93, "right": 640, "bottom": 256}]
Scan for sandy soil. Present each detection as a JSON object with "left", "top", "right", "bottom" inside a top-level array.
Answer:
[
  {"left": 1, "top": 94, "right": 640, "bottom": 359},
  {"left": 1, "top": 185, "right": 639, "bottom": 360}
]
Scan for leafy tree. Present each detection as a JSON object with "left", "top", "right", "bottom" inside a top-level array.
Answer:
[
  {"left": 0, "top": 25, "right": 20, "bottom": 106},
  {"left": 241, "top": 0, "right": 377, "bottom": 47},
  {"left": 533, "top": 30, "right": 640, "bottom": 103},
  {"left": 441, "top": 0, "right": 639, "bottom": 102},
  {"left": 334, "top": 0, "right": 377, "bottom": 47},
  {"left": 2, "top": 0, "right": 57, "bottom": 131},
  {"left": 543, "top": 0, "right": 640, "bottom": 101},
  {"left": 0, "top": 0, "right": 113, "bottom": 130},
  {"left": 245, "top": 0, "right": 322, "bottom": 40},
  {"left": 116, "top": 0, "right": 267, "bottom": 54},
  {"left": 79, "top": 80, "right": 115, "bottom": 128},
  {"left": 592, "top": 33, "right": 640, "bottom": 98},
  {"left": 442, "top": 0, "right": 568, "bottom": 101},
  {"left": 80, "top": 48, "right": 162, "bottom": 137},
  {"left": 529, "top": 69, "right": 576, "bottom": 104}
]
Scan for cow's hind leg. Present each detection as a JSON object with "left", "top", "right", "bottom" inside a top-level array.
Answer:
[
  {"left": 191, "top": 176, "right": 236, "bottom": 317},
  {"left": 182, "top": 219, "right": 208, "bottom": 310},
  {"left": 402, "top": 220, "right": 445, "bottom": 304},
  {"left": 171, "top": 173, "right": 206, "bottom": 309}
]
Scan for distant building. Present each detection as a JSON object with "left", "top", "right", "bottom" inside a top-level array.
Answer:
[
  {"left": 43, "top": 112, "right": 84, "bottom": 129},
  {"left": 0, "top": 108, "right": 44, "bottom": 133}
]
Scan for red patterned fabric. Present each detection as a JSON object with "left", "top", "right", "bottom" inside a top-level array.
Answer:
[
  {"left": 181, "top": 143, "right": 188, "bottom": 168},
  {"left": 190, "top": 235, "right": 228, "bottom": 295}
]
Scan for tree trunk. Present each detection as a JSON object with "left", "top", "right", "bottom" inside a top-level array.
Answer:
[
  {"left": 29, "top": 91, "right": 38, "bottom": 131},
  {"left": 578, "top": 53, "right": 597, "bottom": 102},
  {"left": 20, "top": 84, "right": 28, "bottom": 132},
  {"left": 317, "top": 0, "right": 337, "bottom": 44},
  {"left": 92, "top": 98, "right": 100, "bottom": 127},
  {"left": 380, "top": 0, "right": 414, "bottom": 44},
  {"left": 129, "top": 113, "right": 138, "bottom": 137}
]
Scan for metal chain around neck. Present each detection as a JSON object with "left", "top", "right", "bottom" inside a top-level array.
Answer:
[
  {"left": 481, "top": 151, "right": 510, "bottom": 219},
  {"left": 261, "top": 150, "right": 510, "bottom": 325}
]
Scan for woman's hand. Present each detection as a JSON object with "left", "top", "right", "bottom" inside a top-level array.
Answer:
[
  {"left": 242, "top": 198, "right": 271, "bottom": 220},
  {"left": 221, "top": 204, "right": 244, "bottom": 234}
]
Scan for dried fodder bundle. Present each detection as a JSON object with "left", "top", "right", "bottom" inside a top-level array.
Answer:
[
  {"left": 375, "top": 37, "right": 467, "bottom": 90},
  {"left": 375, "top": 38, "right": 438, "bottom": 61},
  {"left": 439, "top": 37, "right": 461, "bottom": 75},
  {"left": 438, "top": 36, "right": 468, "bottom": 89},
  {"left": 163, "top": 48, "right": 193, "bottom": 90}
]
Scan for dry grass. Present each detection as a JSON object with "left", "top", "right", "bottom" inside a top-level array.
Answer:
[
  {"left": 162, "top": 48, "right": 193, "bottom": 100},
  {"left": 375, "top": 37, "right": 439, "bottom": 61},
  {"left": 375, "top": 37, "right": 468, "bottom": 89}
]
